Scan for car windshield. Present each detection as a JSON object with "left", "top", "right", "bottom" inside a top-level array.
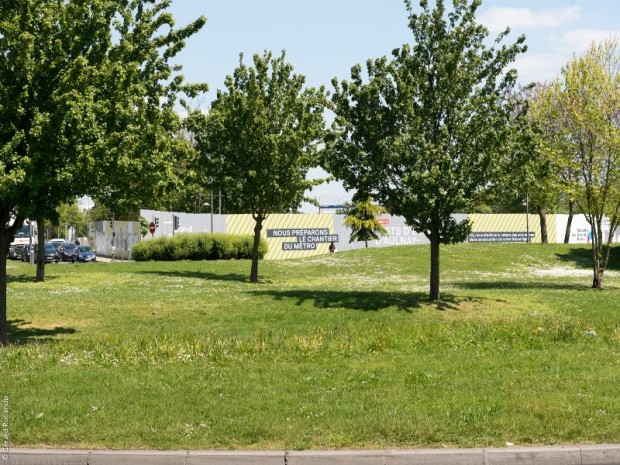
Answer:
[
  {"left": 14, "top": 226, "right": 30, "bottom": 238},
  {"left": 64, "top": 244, "right": 76, "bottom": 251},
  {"left": 44, "top": 245, "right": 56, "bottom": 252},
  {"left": 78, "top": 246, "right": 93, "bottom": 253}
]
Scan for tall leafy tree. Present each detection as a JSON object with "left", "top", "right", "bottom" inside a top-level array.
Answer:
[
  {"left": 57, "top": 201, "right": 88, "bottom": 238},
  {"left": 507, "top": 85, "right": 564, "bottom": 244},
  {"left": 0, "top": 0, "right": 206, "bottom": 345},
  {"left": 511, "top": 83, "right": 580, "bottom": 244},
  {"left": 533, "top": 83, "right": 581, "bottom": 244},
  {"left": 325, "top": 0, "right": 526, "bottom": 301},
  {"left": 343, "top": 197, "right": 388, "bottom": 248},
  {"left": 187, "top": 51, "right": 327, "bottom": 283},
  {"left": 545, "top": 40, "right": 620, "bottom": 288}
]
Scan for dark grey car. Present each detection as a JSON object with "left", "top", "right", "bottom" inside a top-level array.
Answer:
[
  {"left": 21, "top": 244, "right": 60, "bottom": 263},
  {"left": 60, "top": 243, "right": 78, "bottom": 262}
]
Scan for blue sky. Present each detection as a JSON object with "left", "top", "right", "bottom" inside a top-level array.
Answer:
[{"left": 167, "top": 0, "right": 620, "bottom": 211}]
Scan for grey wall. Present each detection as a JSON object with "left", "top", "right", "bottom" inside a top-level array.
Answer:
[{"left": 140, "top": 210, "right": 227, "bottom": 238}]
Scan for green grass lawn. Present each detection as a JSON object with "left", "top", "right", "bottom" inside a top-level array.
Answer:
[{"left": 2, "top": 242, "right": 620, "bottom": 450}]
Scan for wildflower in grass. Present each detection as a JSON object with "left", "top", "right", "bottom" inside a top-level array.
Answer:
[{"left": 60, "top": 353, "right": 79, "bottom": 365}]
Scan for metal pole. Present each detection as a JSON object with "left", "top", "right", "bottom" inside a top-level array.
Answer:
[
  {"left": 526, "top": 189, "right": 530, "bottom": 243},
  {"left": 210, "top": 190, "right": 214, "bottom": 233},
  {"left": 111, "top": 215, "right": 115, "bottom": 261},
  {"left": 29, "top": 221, "right": 34, "bottom": 265}
]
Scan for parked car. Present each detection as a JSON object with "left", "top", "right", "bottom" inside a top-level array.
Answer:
[
  {"left": 60, "top": 243, "right": 78, "bottom": 262},
  {"left": 49, "top": 239, "right": 65, "bottom": 254},
  {"left": 76, "top": 246, "right": 96, "bottom": 262},
  {"left": 44, "top": 244, "right": 60, "bottom": 263},
  {"left": 21, "top": 244, "right": 60, "bottom": 263},
  {"left": 8, "top": 244, "right": 26, "bottom": 260}
]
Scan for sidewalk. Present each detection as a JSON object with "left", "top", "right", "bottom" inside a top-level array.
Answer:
[
  {"left": 95, "top": 255, "right": 130, "bottom": 263},
  {"left": 6, "top": 445, "right": 620, "bottom": 464}
]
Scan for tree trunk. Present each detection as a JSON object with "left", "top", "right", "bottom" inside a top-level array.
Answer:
[
  {"left": 597, "top": 222, "right": 618, "bottom": 289},
  {"left": 592, "top": 269, "right": 604, "bottom": 289},
  {"left": 0, "top": 234, "right": 9, "bottom": 346},
  {"left": 36, "top": 220, "right": 46, "bottom": 282},
  {"left": 365, "top": 239, "right": 368, "bottom": 248},
  {"left": 563, "top": 200, "right": 574, "bottom": 244},
  {"left": 591, "top": 216, "right": 604, "bottom": 289},
  {"left": 429, "top": 231, "right": 440, "bottom": 302},
  {"left": 250, "top": 215, "right": 264, "bottom": 283},
  {"left": 537, "top": 205, "right": 548, "bottom": 244},
  {"left": 0, "top": 214, "right": 24, "bottom": 347}
]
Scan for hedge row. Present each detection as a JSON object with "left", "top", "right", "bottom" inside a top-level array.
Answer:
[{"left": 132, "top": 233, "right": 268, "bottom": 262}]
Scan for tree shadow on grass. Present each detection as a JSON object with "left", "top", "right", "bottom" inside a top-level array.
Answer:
[
  {"left": 249, "top": 289, "right": 475, "bottom": 313},
  {"left": 453, "top": 281, "right": 592, "bottom": 291},
  {"left": 138, "top": 270, "right": 251, "bottom": 283},
  {"left": 6, "top": 274, "right": 59, "bottom": 284},
  {"left": 555, "top": 245, "right": 620, "bottom": 271},
  {"left": 7, "top": 319, "right": 76, "bottom": 345}
]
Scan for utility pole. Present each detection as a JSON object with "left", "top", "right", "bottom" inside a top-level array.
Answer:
[
  {"left": 210, "top": 190, "right": 214, "bottom": 233},
  {"left": 525, "top": 189, "right": 530, "bottom": 243}
]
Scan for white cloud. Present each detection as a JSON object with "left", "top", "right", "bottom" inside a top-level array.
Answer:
[
  {"left": 479, "top": 6, "right": 581, "bottom": 33},
  {"left": 554, "top": 29, "right": 620, "bottom": 54},
  {"left": 512, "top": 53, "right": 567, "bottom": 85},
  {"left": 510, "top": 31, "right": 620, "bottom": 84}
]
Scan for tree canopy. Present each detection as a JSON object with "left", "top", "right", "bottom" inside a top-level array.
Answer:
[
  {"left": 325, "top": 0, "right": 526, "bottom": 301},
  {"left": 0, "top": 0, "right": 206, "bottom": 345},
  {"left": 501, "top": 84, "right": 565, "bottom": 243},
  {"left": 532, "top": 39, "right": 620, "bottom": 288},
  {"left": 186, "top": 51, "right": 327, "bottom": 283},
  {"left": 342, "top": 197, "right": 388, "bottom": 248}
]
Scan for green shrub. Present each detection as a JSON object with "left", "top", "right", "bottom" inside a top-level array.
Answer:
[
  {"left": 210, "top": 234, "right": 236, "bottom": 260},
  {"left": 131, "top": 233, "right": 268, "bottom": 261},
  {"left": 236, "top": 235, "right": 267, "bottom": 259},
  {"left": 194, "top": 234, "right": 213, "bottom": 260}
]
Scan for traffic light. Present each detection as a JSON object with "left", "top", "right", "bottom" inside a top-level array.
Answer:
[
  {"left": 173, "top": 215, "right": 179, "bottom": 230},
  {"left": 154, "top": 217, "right": 159, "bottom": 228}
]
